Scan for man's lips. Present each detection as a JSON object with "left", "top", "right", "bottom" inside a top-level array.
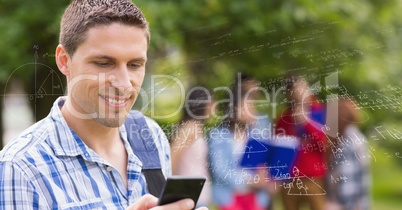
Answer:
[{"left": 99, "top": 94, "right": 130, "bottom": 105}]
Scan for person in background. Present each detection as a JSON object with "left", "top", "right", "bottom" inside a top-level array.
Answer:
[
  {"left": 275, "top": 76, "right": 327, "bottom": 210},
  {"left": 208, "top": 74, "right": 272, "bottom": 210},
  {"left": 325, "top": 98, "right": 371, "bottom": 210},
  {"left": 0, "top": 0, "right": 207, "bottom": 209},
  {"left": 171, "top": 87, "right": 214, "bottom": 207}
]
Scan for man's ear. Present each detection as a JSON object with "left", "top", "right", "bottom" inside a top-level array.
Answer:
[{"left": 55, "top": 44, "right": 70, "bottom": 76}]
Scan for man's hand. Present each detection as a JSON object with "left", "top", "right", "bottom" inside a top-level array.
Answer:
[{"left": 126, "top": 194, "right": 209, "bottom": 210}]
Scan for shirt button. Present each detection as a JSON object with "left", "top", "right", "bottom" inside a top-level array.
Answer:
[
  {"left": 84, "top": 153, "right": 89, "bottom": 157},
  {"left": 107, "top": 166, "right": 113, "bottom": 172}
]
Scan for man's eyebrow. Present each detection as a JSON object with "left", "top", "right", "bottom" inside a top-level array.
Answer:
[
  {"left": 129, "top": 58, "right": 147, "bottom": 63},
  {"left": 89, "top": 55, "right": 146, "bottom": 62},
  {"left": 89, "top": 55, "right": 116, "bottom": 60}
]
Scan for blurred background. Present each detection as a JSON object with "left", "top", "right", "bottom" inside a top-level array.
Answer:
[{"left": 1, "top": 0, "right": 402, "bottom": 209}]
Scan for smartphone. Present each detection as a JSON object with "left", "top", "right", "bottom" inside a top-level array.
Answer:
[{"left": 157, "top": 176, "right": 206, "bottom": 209}]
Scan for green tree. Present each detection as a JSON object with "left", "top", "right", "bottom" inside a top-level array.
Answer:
[
  {"left": 138, "top": 0, "right": 402, "bottom": 134},
  {"left": 2, "top": 0, "right": 402, "bottom": 154},
  {"left": 0, "top": 0, "right": 69, "bottom": 148}
]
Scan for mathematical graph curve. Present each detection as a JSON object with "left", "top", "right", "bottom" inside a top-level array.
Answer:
[
  {"left": 2, "top": 62, "right": 65, "bottom": 123},
  {"left": 2, "top": 62, "right": 65, "bottom": 98}
]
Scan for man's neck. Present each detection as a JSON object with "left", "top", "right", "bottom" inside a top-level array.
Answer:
[{"left": 60, "top": 101, "right": 122, "bottom": 155}]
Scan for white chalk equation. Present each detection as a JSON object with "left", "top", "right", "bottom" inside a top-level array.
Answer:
[{"left": 235, "top": 166, "right": 327, "bottom": 196}]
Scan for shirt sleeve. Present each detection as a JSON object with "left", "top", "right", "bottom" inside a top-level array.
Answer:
[{"left": 0, "top": 161, "right": 47, "bottom": 209}]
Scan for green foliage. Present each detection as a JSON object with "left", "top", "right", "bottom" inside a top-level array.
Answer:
[
  {"left": 138, "top": 0, "right": 402, "bottom": 87},
  {"left": 136, "top": 0, "right": 402, "bottom": 152},
  {"left": 2, "top": 0, "right": 402, "bottom": 152},
  {"left": 0, "top": 0, "right": 69, "bottom": 82}
]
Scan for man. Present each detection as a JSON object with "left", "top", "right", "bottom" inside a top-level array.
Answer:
[{"left": 0, "top": 1, "right": 207, "bottom": 209}]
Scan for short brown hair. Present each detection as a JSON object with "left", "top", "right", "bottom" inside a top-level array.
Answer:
[{"left": 59, "top": 0, "right": 150, "bottom": 56}]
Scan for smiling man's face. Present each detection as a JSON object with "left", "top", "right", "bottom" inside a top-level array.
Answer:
[{"left": 64, "top": 23, "right": 148, "bottom": 127}]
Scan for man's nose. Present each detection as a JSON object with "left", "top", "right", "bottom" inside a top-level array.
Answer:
[{"left": 109, "top": 66, "right": 133, "bottom": 95}]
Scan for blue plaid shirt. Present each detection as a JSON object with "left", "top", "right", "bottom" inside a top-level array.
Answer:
[{"left": 0, "top": 97, "right": 171, "bottom": 209}]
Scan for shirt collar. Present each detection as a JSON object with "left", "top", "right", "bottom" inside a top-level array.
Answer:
[
  {"left": 46, "top": 96, "right": 84, "bottom": 157},
  {"left": 47, "top": 97, "right": 129, "bottom": 160}
]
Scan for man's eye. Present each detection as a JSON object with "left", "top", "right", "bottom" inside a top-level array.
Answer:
[
  {"left": 129, "top": 63, "right": 142, "bottom": 69},
  {"left": 94, "top": 61, "right": 111, "bottom": 67}
]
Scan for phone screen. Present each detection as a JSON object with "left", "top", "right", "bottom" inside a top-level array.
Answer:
[{"left": 157, "top": 176, "right": 206, "bottom": 209}]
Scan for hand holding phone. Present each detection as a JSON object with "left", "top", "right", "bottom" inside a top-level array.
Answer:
[{"left": 157, "top": 176, "right": 206, "bottom": 210}]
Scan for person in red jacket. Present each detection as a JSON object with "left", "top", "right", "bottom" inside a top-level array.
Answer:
[{"left": 275, "top": 76, "right": 327, "bottom": 210}]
